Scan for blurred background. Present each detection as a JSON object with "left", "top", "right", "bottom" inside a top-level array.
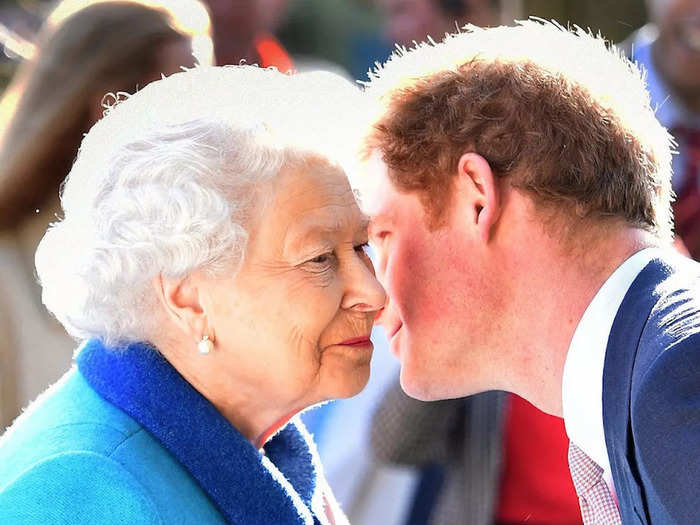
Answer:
[
  {"left": 0, "top": 0, "right": 649, "bottom": 88},
  {"left": 0, "top": 2, "right": 677, "bottom": 525}
]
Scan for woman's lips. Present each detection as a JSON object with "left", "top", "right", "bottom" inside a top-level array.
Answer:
[{"left": 338, "top": 336, "right": 372, "bottom": 347}]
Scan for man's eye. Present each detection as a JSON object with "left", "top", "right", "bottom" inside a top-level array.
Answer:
[{"left": 371, "top": 230, "right": 389, "bottom": 243}]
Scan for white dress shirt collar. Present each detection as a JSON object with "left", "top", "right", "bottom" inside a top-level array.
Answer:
[{"left": 562, "top": 248, "right": 658, "bottom": 476}]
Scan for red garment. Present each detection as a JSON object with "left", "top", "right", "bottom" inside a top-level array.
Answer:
[
  {"left": 672, "top": 127, "right": 700, "bottom": 260},
  {"left": 255, "top": 33, "right": 294, "bottom": 73},
  {"left": 495, "top": 394, "right": 582, "bottom": 524}
]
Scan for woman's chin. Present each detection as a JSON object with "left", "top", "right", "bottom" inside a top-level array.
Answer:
[{"left": 324, "top": 366, "right": 371, "bottom": 400}]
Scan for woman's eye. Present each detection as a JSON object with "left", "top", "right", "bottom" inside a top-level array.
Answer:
[
  {"left": 307, "top": 251, "right": 337, "bottom": 267},
  {"left": 310, "top": 253, "right": 331, "bottom": 264},
  {"left": 354, "top": 242, "right": 371, "bottom": 256}
]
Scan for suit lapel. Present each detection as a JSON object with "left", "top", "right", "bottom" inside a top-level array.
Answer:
[{"left": 602, "top": 257, "right": 672, "bottom": 521}]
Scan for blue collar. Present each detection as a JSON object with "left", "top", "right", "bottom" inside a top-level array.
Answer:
[{"left": 77, "top": 339, "right": 323, "bottom": 525}]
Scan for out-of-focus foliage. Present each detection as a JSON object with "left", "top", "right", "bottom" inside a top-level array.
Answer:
[
  {"left": 277, "top": 0, "right": 389, "bottom": 80},
  {"left": 524, "top": 0, "right": 647, "bottom": 43},
  {"left": 0, "top": 0, "right": 648, "bottom": 91},
  {"left": 276, "top": 0, "right": 646, "bottom": 81}
]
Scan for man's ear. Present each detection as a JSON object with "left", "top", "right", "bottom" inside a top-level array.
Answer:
[
  {"left": 455, "top": 152, "right": 500, "bottom": 243},
  {"left": 152, "top": 273, "right": 209, "bottom": 341}
]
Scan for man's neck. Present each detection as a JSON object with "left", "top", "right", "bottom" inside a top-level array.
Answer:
[{"left": 501, "top": 227, "right": 657, "bottom": 416}]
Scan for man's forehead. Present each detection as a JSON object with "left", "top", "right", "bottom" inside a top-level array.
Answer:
[{"left": 355, "top": 151, "right": 396, "bottom": 218}]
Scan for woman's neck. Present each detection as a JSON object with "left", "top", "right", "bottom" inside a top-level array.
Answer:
[
  {"left": 149, "top": 335, "right": 308, "bottom": 449},
  {"left": 254, "top": 411, "right": 298, "bottom": 450}
]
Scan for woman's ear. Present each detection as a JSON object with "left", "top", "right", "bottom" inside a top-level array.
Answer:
[
  {"left": 152, "top": 273, "right": 208, "bottom": 340},
  {"left": 455, "top": 152, "right": 500, "bottom": 243}
]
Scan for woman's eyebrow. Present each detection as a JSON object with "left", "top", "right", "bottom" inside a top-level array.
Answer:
[
  {"left": 356, "top": 216, "right": 370, "bottom": 234},
  {"left": 283, "top": 218, "right": 352, "bottom": 254}
]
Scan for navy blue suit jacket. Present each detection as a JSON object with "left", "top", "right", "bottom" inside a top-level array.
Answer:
[{"left": 603, "top": 253, "right": 700, "bottom": 524}]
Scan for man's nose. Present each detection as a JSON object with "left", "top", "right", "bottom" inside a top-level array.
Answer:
[{"left": 373, "top": 295, "right": 392, "bottom": 326}]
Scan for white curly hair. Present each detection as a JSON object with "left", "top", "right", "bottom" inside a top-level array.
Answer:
[{"left": 35, "top": 65, "right": 366, "bottom": 346}]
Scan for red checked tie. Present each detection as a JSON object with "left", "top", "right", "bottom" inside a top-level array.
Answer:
[
  {"left": 672, "top": 127, "right": 700, "bottom": 259},
  {"left": 568, "top": 442, "right": 621, "bottom": 525}
]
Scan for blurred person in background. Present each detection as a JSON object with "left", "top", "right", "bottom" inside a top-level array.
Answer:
[
  {"left": 254, "top": 0, "right": 352, "bottom": 78},
  {"left": 258, "top": 0, "right": 289, "bottom": 37},
  {"left": 623, "top": 0, "right": 700, "bottom": 260},
  {"left": 202, "top": 0, "right": 292, "bottom": 72},
  {"left": 371, "top": 387, "right": 582, "bottom": 525},
  {"left": 377, "top": 0, "right": 495, "bottom": 47},
  {"left": 0, "top": 0, "right": 212, "bottom": 431}
]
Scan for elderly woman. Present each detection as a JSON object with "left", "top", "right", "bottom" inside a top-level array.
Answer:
[{"left": 0, "top": 66, "right": 385, "bottom": 524}]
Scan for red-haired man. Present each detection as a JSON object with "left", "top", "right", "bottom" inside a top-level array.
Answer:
[{"left": 356, "top": 20, "right": 698, "bottom": 524}]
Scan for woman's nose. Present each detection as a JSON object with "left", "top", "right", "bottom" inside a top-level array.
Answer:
[{"left": 342, "top": 257, "right": 387, "bottom": 313}]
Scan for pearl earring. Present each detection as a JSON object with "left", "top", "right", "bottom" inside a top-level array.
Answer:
[{"left": 197, "top": 334, "right": 213, "bottom": 355}]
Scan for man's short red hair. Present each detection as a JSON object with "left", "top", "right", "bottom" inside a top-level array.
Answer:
[{"left": 359, "top": 21, "right": 674, "bottom": 238}]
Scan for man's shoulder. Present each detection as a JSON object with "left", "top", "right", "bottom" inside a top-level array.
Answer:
[
  {"left": 614, "top": 253, "right": 700, "bottom": 400},
  {"left": 604, "top": 251, "right": 700, "bottom": 440},
  {"left": 636, "top": 253, "right": 700, "bottom": 364},
  {"left": 613, "top": 253, "right": 700, "bottom": 523},
  {"left": 630, "top": 251, "right": 700, "bottom": 411},
  {"left": 616, "top": 251, "right": 700, "bottom": 330},
  {"left": 631, "top": 254, "right": 700, "bottom": 426}
]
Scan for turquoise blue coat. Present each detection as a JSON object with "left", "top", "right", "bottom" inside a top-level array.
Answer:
[{"left": 0, "top": 340, "right": 335, "bottom": 524}]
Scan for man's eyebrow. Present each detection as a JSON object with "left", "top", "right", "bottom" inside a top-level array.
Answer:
[{"left": 367, "top": 211, "right": 393, "bottom": 227}]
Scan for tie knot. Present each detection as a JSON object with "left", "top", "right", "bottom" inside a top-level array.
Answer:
[{"left": 568, "top": 441, "right": 604, "bottom": 494}]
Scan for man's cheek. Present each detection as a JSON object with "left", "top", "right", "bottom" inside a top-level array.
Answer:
[{"left": 390, "top": 266, "right": 421, "bottom": 318}]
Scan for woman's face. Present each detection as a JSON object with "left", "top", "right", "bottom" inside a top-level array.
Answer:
[{"left": 202, "top": 160, "right": 386, "bottom": 414}]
